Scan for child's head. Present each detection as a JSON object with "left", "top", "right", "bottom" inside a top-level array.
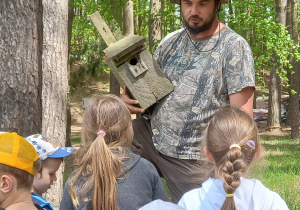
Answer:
[
  {"left": 26, "top": 134, "right": 74, "bottom": 195},
  {"left": 82, "top": 94, "right": 133, "bottom": 146},
  {"left": 69, "top": 94, "right": 132, "bottom": 209},
  {"left": 203, "top": 105, "right": 260, "bottom": 210},
  {"left": 0, "top": 133, "right": 40, "bottom": 203}
]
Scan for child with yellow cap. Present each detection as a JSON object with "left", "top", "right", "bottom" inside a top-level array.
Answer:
[{"left": 0, "top": 132, "right": 42, "bottom": 210}]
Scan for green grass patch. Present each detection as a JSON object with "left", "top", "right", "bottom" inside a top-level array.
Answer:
[
  {"left": 71, "top": 134, "right": 81, "bottom": 145},
  {"left": 249, "top": 135, "right": 300, "bottom": 209},
  {"left": 161, "top": 178, "right": 172, "bottom": 201}
]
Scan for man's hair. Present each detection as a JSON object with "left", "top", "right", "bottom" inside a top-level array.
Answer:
[
  {"left": 176, "top": 0, "right": 222, "bottom": 12},
  {"left": 0, "top": 159, "right": 41, "bottom": 190}
]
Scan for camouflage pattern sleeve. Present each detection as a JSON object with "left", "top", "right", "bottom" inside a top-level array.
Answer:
[{"left": 224, "top": 37, "right": 255, "bottom": 95}]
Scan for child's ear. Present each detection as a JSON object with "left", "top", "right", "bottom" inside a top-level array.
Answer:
[
  {"left": 34, "top": 172, "right": 42, "bottom": 180},
  {"left": 204, "top": 146, "right": 214, "bottom": 163},
  {"left": 253, "top": 145, "right": 263, "bottom": 162},
  {"left": 0, "top": 175, "right": 13, "bottom": 194}
]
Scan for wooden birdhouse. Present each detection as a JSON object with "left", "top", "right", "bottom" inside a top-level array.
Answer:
[{"left": 90, "top": 12, "right": 173, "bottom": 110}]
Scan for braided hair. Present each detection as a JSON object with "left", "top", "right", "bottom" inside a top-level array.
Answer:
[{"left": 204, "top": 105, "right": 259, "bottom": 210}]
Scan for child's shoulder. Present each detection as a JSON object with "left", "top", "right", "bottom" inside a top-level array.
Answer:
[
  {"left": 237, "top": 178, "right": 289, "bottom": 210},
  {"left": 31, "top": 192, "right": 55, "bottom": 210}
]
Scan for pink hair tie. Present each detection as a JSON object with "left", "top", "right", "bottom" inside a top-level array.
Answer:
[{"left": 97, "top": 130, "right": 106, "bottom": 137}]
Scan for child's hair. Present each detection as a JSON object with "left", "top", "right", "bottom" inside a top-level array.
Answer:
[
  {"left": 0, "top": 161, "right": 41, "bottom": 190},
  {"left": 68, "top": 94, "right": 133, "bottom": 210},
  {"left": 203, "top": 105, "right": 259, "bottom": 210}
]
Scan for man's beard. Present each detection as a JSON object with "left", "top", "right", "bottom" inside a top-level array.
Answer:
[{"left": 183, "top": 15, "right": 216, "bottom": 35}]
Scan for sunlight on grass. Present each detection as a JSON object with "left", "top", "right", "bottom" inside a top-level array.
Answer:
[
  {"left": 249, "top": 135, "right": 300, "bottom": 210},
  {"left": 71, "top": 134, "right": 81, "bottom": 145}
]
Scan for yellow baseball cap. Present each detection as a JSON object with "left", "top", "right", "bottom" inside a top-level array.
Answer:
[{"left": 0, "top": 132, "right": 39, "bottom": 175}]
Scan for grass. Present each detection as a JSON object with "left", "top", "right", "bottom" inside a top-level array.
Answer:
[
  {"left": 70, "top": 134, "right": 81, "bottom": 145},
  {"left": 67, "top": 134, "right": 300, "bottom": 208},
  {"left": 249, "top": 134, "right": 300, "bottom": 209}
]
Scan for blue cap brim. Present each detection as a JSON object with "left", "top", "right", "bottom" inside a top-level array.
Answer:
[{"left": 48, "top": 147, "right": 74, "bottom": 159}]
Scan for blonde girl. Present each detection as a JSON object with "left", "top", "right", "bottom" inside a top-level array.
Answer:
[
  {"left": 60, "top": 95, "right": 168, "bottom": 210},
  {"left": 178, "top": 105, "right": 288, "bottom": 210}
]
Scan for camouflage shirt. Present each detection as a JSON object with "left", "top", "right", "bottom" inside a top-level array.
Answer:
[{"left": 151, "top": 27, "right": 255, "bottom": 160}]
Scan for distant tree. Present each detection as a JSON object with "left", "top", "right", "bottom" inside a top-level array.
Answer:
[
  {"left": 286, "top": 0, "right": 300, "bottom": 138},
  {"left": 124, "top": 0, "right": 134, "bottom": 35},
  {"left": 267, "top": 0, "right": 287, "bottom": 131},
  {"left": 149, "top": 0, "right": 161, "bottom": 53}
]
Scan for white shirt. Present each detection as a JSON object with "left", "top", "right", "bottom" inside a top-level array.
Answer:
[{"left": 178, "top": 177, "right": 289, "bottom": 210}]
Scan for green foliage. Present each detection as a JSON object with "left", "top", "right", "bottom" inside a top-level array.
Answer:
[
  {"left": 220, "top": 0, "right": 300, "bottom": 92},
  {"left": 70, "top": 0, "right": 123, "bottom": 90},
  {"left": 70, "top": 0, "right": 300, "bottom": 93}
]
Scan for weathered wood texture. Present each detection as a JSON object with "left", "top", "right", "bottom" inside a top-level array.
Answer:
[
  {"left": 0, "top": 0, "right": 43, "bottom": 135},
  {"left": 105, "top": 48, "right": 173, "bottom": 109},
  {"left": 90, "top": 11, "right": 116, "bottom": 46},
  {"left": 42, "top": 0, "right": 69, "bottom": 206},
  {"left": 90, "top": 11, "right": 120, "bottom": 95},
  {"left": 104, "top": 35, "right": 146, "bottom": 66},
  {"left": 91, "top": 12, "right": 173, "bottom": 109}
]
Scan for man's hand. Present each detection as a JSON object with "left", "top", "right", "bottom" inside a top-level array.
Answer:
[{"left": 121, "top": 86, "right": 145, "bottom": 114}]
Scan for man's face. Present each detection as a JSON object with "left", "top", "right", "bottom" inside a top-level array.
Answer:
[{"left": 181, "top": 0, "right": 217, "bottom": 35}]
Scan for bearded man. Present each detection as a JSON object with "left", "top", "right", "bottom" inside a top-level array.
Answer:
[{"left": 122, "top": 0, "right": 255, "bottom": 203}]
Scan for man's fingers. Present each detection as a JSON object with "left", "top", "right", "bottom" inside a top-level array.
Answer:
[
  {"left": 126, "top": 104, "right": 144, "bottom": 114},
  {"left": 121, "top": 86, "right": 144, "bottom": 114}
]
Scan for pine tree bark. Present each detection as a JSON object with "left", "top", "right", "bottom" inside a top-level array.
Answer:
[
  {"left": 267, "top": 0, "right": 287, "bottom": 131},
  {"left": 0, "top": 0, "right": 43, "bottom": 136},
  {"left": 42, "top": 0, "right": 69, "bottom": 206},
  {"left": 149, "top": 0, "right": 162, "bottom": 53}
]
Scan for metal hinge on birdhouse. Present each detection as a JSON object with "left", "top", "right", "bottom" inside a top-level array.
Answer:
[{"left": 90, "top": 11, "right": 173, "bottom": 110}]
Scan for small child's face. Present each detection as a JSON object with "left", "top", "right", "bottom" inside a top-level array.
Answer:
[{"left": 33, "top": 158, "right": 62, "bottom": 195}]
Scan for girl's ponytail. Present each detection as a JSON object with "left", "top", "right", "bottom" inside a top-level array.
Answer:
[
  {"left": 89, "top": 135, "right": 121, "bottom": 210},
  {"left": 220, "top": 145, "right": 244, "bottom": 210}
]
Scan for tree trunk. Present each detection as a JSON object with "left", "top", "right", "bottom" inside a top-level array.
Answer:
[
  {"left": 124, "top": 0, "right": 134, "bottom": 35},
  {"left": 110, "top": 0, "right": 134, "bottom": 97},
  {"left": 0, "top": 0, "right": 43, "bottom": 136},
  {"left": 149, "top": 0, "right": 162, "bottom": 53},
  {"left": 65, "top": 0, "right": 75, "bottom": 147},
  {"left": 286, "top": 0, "right": 299, "bottom": 138},
  {"left": 42, "top": 0, "right": 69, "bottom": 206},
  {"left": 267, "top": 0, "right": 287, "bottom": 131},
  {"left": 161, "top": 0, "right": 165, "bottom": 36}
]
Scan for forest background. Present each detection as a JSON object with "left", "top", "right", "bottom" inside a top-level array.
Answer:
[{"left": 0, "top": 0, "right": 299, "bottom": 208}]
